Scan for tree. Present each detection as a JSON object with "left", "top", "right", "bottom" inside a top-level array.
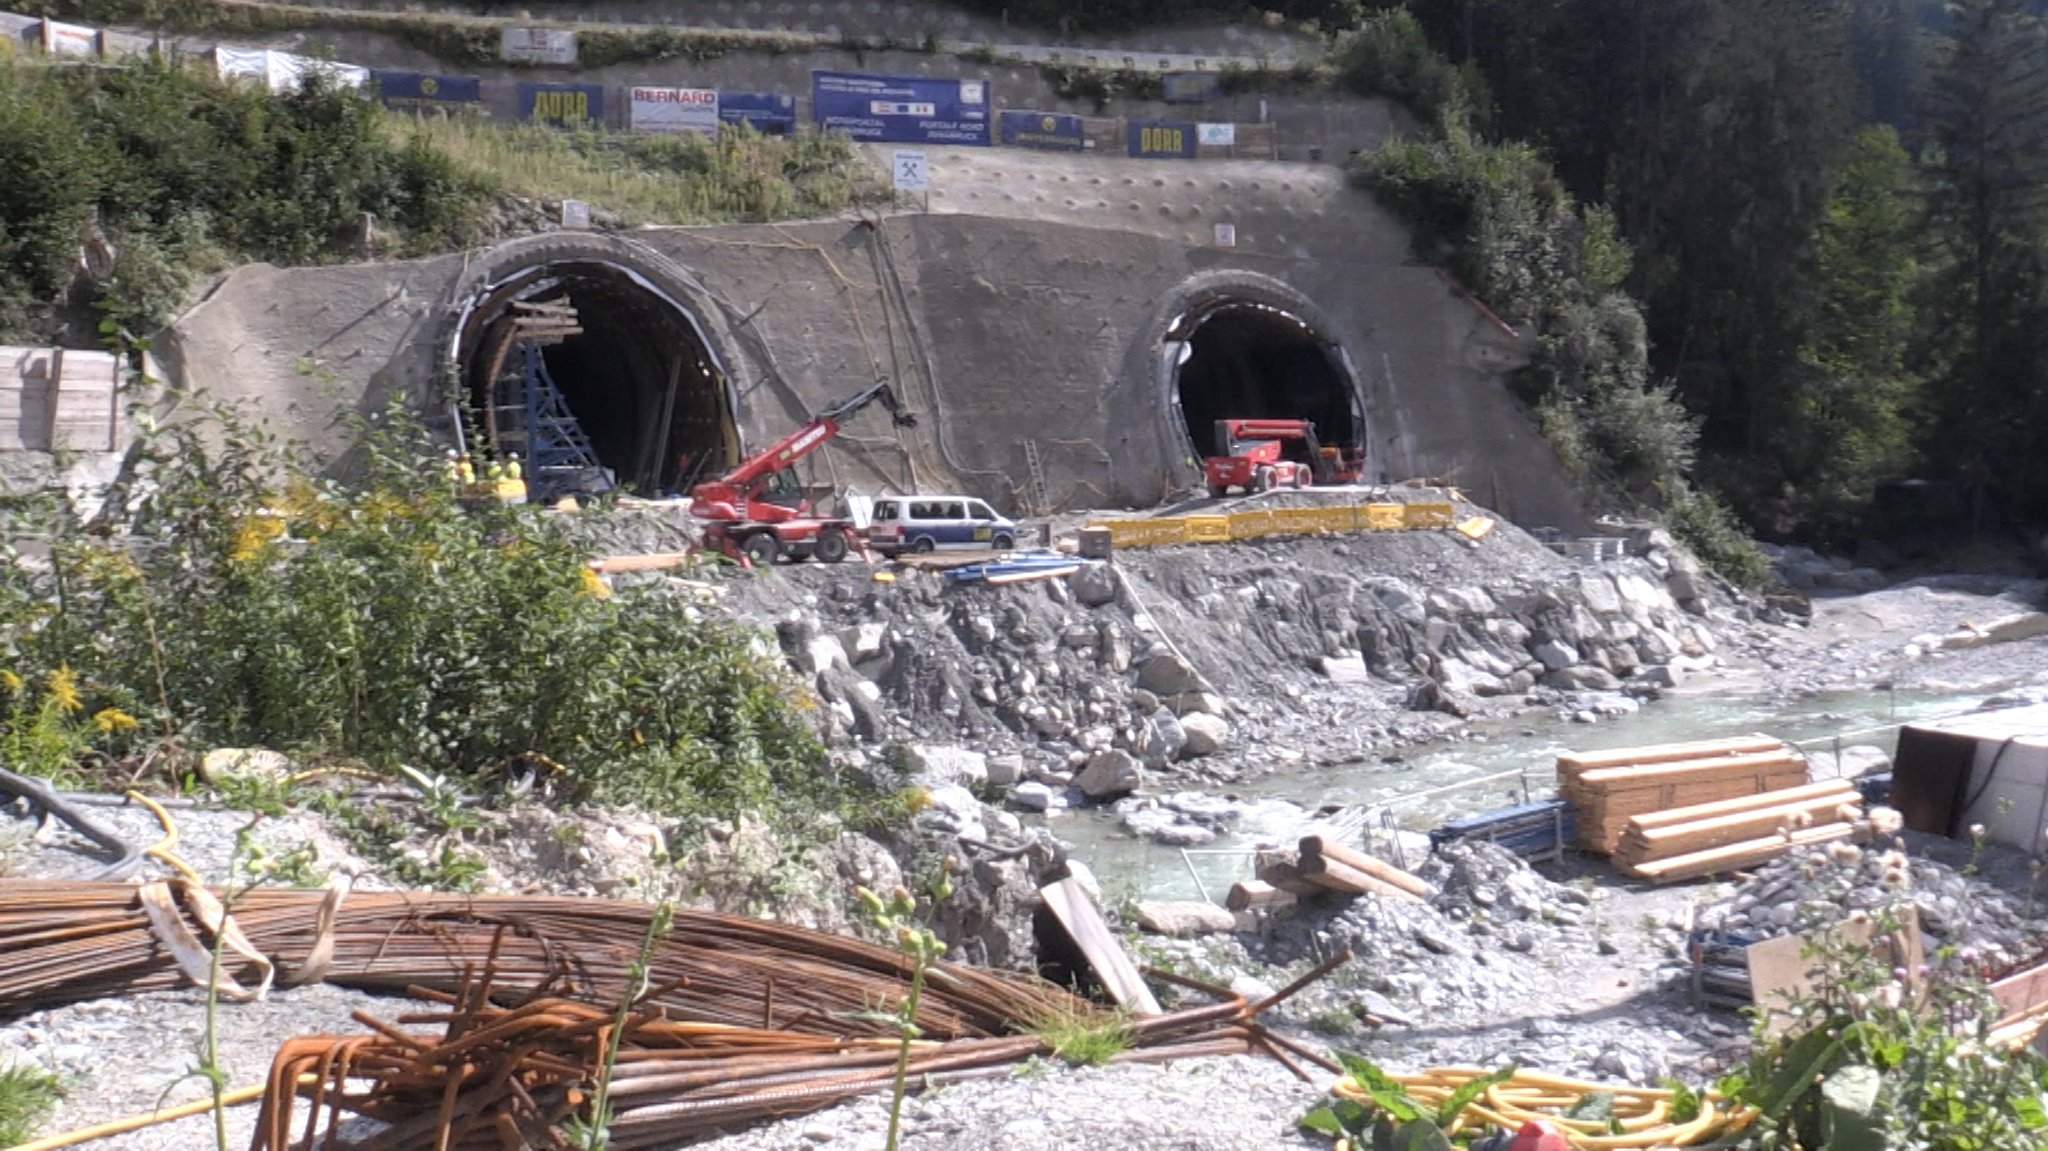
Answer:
[
  {"left": 1915, "top": 0, "right": 2048, "bottom": 526},
  {"left": 1774, "top": 125, "right": 1921, "bottom": 537}
]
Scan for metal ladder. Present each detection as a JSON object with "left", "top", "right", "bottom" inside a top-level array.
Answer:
[{"left": 1022, "top": 439, "right": 1050, "bottom": 515}]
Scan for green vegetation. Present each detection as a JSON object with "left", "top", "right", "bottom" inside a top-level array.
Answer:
[
  {"left": 1024, "top": 1001, "right": 1134, "bottom": 1065},
  {"left": 402, "top": 117, "right": 883, "bottom": 226},
  {"left": 852, "top": 875, "right": 955, "bottom": 1151},
  {"left": 1719, "top": 906, "right": 2048, "bottom": 1148},
  {"left": 0, "top": 404, "right": 871, "bottom": 829},
  {"left": 0, "top": 55, "right": 492, "bottom": 338},
  {"left": 0, "top": 1062, "right": 63, "bottom": 1147}
]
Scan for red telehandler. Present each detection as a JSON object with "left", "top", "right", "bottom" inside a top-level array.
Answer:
[
  {"left": 1201, "top": 418, "right": 1365, "bottom": 497},
  {"left": 691, "top": 379, "right": 917, "bottom": 566}
]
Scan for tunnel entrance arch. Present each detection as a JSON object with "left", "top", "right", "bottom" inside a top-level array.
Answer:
[
  {"left": 1161, "top": 290, "right": 1365, "bottom": 485},
  {"left": 442, "top": 236, "right": 746, "bottom": 498}
]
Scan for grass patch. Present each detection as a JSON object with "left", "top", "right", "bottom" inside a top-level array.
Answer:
[
  {"left": 0, "top": 1062, "right": 64, "bottom": 1146},
  {"left": 1025, "top": 1001, "right": 1134, "bottom": 1065},
  {"left": 392, "top": 115, "right": 889, "bottom": 226}
]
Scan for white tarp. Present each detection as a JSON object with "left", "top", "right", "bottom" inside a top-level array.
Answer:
[
  {"left": 213, "top": 48, "right": 368, "bottom": 94},
  {"left": 501, "top": 26, "right": 577, "bottom": 65},
  {"left": 629, "top": 86, "right": 719, "bottom": 135},
  {"left": 41, "top": 17, "right": 100, "bottom": 58}
]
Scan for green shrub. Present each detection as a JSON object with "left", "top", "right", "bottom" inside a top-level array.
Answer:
[
  {"left": 0, "top": 1062, "right": 63, "bottom": 1147},
  {"left": 0, "top": 405, "right": 855, "bottom": 824},
  {"left": 1330, "top": 8, "right": 1485, "bottom": 130}
]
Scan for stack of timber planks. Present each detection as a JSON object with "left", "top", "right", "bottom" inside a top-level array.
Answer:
[
  {"left": 1612, "top": 779, "right": 1866, "bottom": 882},
  {"left": 1560, "top": 735, "right": 1809, "bottom": 855}
]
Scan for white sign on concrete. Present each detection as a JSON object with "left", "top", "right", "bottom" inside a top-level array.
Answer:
[
  {"left": 629, "top": 87, "right": 720, "bottom": 135},
  {"left": 501, "top": 26, "right": 578, "bottom": 65},
  {"left": 1213, "top": 223, "right": 1237, "bottom": 248},
  {"left": 41, "top": 18, "right": 100, "bottom": 58},
  {"left": 1198, "top": 122, "right": 1235, "bottom": 146},
  {"left": 561, "top": 200, "right": 592, "bottom": 230},
  {"left": 892, "top": 150, "right": 930, "bottom": 192}
]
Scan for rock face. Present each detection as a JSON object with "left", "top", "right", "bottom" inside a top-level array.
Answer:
[{"left": 1075, "top": 748, "right": 1142, "bottom": 799}]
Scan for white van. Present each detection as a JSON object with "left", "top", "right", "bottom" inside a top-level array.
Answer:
[{"left": 867, "top": 495, "right": 1019, "bottom": 555}]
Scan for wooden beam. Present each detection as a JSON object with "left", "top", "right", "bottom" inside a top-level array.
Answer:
[
  {"left": 1621, "top": 823, "right": 1856, "bottom": 882},
  {"left": 1225, "top": 880, "right": 1295, "bottom": 912},
  {"left": 1626, "top": 779, "right": 1857, "bottom": 832},
  {"left": 1298, "top": 835, "right": 1432, "bottom": 899},
  {"left": 1297, "top": 855, "right": 1425, "bottom": 903},
  {"left": 1558, "top": 735, "right": 1786, "bottom": 777},
  {"left": 1037, "top": 877, "right": 1161, "bottom": 1016}
]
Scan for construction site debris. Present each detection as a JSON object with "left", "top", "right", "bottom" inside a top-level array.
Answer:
[{"left": 1038, "top": 876, "right": 1163, "bottom": 1016}]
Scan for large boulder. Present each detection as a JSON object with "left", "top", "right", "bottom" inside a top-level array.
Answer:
[
  {"left": 1316, "top": 654, "right": 1373, "bottom": 684},
  {"left": 1132, "top": 900, "right": 1237, "bottom": 936},
  {"left": 1075, "top": 748, "right": 1143, "bottom": 800},
  {"left": 1067, "top": 563, "right": 1119, "bottom": 607},
  {"left": 1542, "top": 665, "right": 1623, "bottom": 691},
  {"left": 1179, "top": 712, "right": 1230, "bottom": 757},
  {"left": 1137, "top": 709, "right": 1188, "bottom": 767},
  {"left": 1136, "top": 652, "right": 1203, "bottom": 695},
  {"left": 904, "top": 744, "right": 988, "bottom": 787}
]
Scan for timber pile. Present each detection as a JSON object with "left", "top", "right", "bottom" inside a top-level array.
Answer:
[
  {"left": 1559, "top": 735, "right": 1809, "bottom": 854},
  {"left": 1612, "top": 779, "right": 1866, "bottom": 882},
  {"left": 1247, "top": 837, "right": 1432, "bottom": 904}
]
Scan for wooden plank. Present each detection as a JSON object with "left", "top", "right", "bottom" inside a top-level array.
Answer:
[
  {"left": 1297, "top": 855, "right": 1425, "bottom": 903},
  {"left": 1623, "top": 823, "right": 1856, "bottom": 882},
  {"left": 1622, "top": 795, "right": 1865, "bottom": 855},
  {"left": 1575, "top": 750, "right": 1807, "bottom": 787},
  {"left": 1749, "top": 908, "right": 1922, "bottom": 1038},
  {"left": 1991, "top": 962, "right": 2048, "bottom": 1019},
  {"left": 1558, "top": 735, "right": 1786, "bottom": 777},
  {"left": 1627, "top": 779, "right": 1857, "bottom": 831},
  {"left": 1299, "top": 835, "right": 1432, "bottom": 899},
  {"left": 1254, "top": 855, "right": 1325, "bottom": 897},
  {"left": 1037, "top": 877, "right": 1161, "bottom": 1016},
  {"left": 1225, "top": 880, "right": 1294, "bottom": 912}
]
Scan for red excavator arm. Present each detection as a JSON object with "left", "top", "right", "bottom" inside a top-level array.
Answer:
[{"left": 690, "top": 379, "right": 917, "bottom": 524}]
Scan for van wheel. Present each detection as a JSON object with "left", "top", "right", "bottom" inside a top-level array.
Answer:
[
  {"left": 991, "top": 532, "right": 1015, "bottom": 551},
  {"left": 909, "top": 536, "right": 937, "bottom": 554},
  {"left": 813, "top": 528, "right": 850, "bottom": 564},
  {"left": 741, "top": 533, "right": 780, "bottom": 567}
]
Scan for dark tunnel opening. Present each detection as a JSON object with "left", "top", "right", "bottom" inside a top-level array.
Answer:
[
  {"left": 1172, "top": 303, "right": 1360, "bottom": 470},
  {"left": 458, "top": 263, "right": 736, "bottom": 498}
]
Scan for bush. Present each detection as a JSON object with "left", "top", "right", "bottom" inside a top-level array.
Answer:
[
  {"left": 1330, "top": 8, "right": 1485, "bottom": 130},
  {"left": 0, "top": 406, "right": 857, "bottom": 823}
]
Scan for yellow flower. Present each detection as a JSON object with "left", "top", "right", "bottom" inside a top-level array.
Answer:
[
  {"left": 0, "top": 669, "right": 21, "bottom": 693},
  {"left": 92, "top": 707, "right": 138, "bottom": 734},
  {"left": 229, "top": 514, "right": 286, "bottom": 562},
  {"left": 578, "top": 567, "right": 612, "bottom": 599},
  {"left": 47, "top": 666, "right": 82, "bottom": 713}
]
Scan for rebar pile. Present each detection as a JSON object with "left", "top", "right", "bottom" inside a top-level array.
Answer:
[
  {"left": 248, "top": 945, "right": 1281, "bottom": 1151},
  {"left": 0, "top": 880, "right": 1071, "bottom": 1038}
]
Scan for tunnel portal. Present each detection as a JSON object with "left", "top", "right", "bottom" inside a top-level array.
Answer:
[
  {"left": 454, "top": 261, "right": 736, "bottom": 498},
  {"left": 1171, "top": 302, "right": 1361, "bottom": 472}
]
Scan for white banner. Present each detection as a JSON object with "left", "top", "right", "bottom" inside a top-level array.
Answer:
[
  {"left": 214, "top": 48, "right": 367, "bottom": 94},
  {"left": 1198, "top": 122, "right": 1235, "bottom": 146},
  {"left": 629, "top": 87, "right": 719, "bottom": 135},
  {"left": 501, "top": 26, "right": 577, "bottom": 65},
  {"left": 41, "top": 18, "right": 101, "bottom": 58}
]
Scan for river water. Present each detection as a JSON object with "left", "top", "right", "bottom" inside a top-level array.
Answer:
[{"left": 1043, "top": 683, "right": 2009, "bottom": 902}]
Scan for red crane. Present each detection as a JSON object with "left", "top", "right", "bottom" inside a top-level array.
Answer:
[
  {"left": 1202, "top": 418, "right": 1363, "bottom": 497},
  {"left": 691, "top": 379, "right": 917, "bottom": 566}
]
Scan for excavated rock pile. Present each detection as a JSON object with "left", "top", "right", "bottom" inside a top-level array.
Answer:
[{"left": 1694, "top": 833, "right": 2047, "bottom": 969}]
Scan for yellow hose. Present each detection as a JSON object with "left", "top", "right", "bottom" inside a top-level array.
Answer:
[
  {"left": 6, "top": 1084, "right": 267, "bottom": 1151},
  {"left": 124, "top": 789, "right": 204, "bottom": 884},
  {"left": 1327, "top": 1066, "right": 1752, "bottom": 1150}
]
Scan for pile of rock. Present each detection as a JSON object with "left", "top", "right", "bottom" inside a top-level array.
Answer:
[{"left": 1694, "top": 839, "right": 2041, "bottom": 968}]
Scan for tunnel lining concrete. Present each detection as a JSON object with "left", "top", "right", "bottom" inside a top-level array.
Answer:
[
  {"left": 440, "top": 236, "right": 753, "bottom": 497},
  {"left": 1157, "top": 279, "right": 1366, "bottom": 487}
]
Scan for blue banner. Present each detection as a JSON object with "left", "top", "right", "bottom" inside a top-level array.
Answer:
[
  {"left": 998, "top": 110, "right": 1084, "bottom": 151},
  {"left": 1127, "top": 119, "right": 1197, "bottom": 159},
  {"left": 518, "top": 82, "right": 604, "bottom": 127},
  {"left": 718, "top": 90, "right": 797, "bottom": 135},
  {"left": 811, "top": 70, "right": 989, "bottom": 146},
  {"left": 373, "top": 70, "right": 481, "bottom": 110}
]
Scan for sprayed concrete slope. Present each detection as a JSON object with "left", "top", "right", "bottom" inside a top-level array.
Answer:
[{"left": 163, "top": 144, "right": 1582, "bottom": 528}]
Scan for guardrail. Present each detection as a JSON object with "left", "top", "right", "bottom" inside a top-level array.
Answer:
[{"left": 1086, "top": 500, "right": 1457, "bottom": 549}]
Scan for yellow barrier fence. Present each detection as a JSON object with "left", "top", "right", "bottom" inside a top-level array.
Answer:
[{"left": 1086, "top": 497, "right": 1465, "bottom": 552}]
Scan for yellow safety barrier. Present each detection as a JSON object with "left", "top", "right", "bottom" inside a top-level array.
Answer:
[
  {"left": 1362, "top": 503, "right": 1406, "bottom": 530},
  {"left": 1085, "top": 495, "right": 1467, "bottom": 553},
  {"left": 1403, "top": 501, "right": 1455, "bottom": 529}
]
